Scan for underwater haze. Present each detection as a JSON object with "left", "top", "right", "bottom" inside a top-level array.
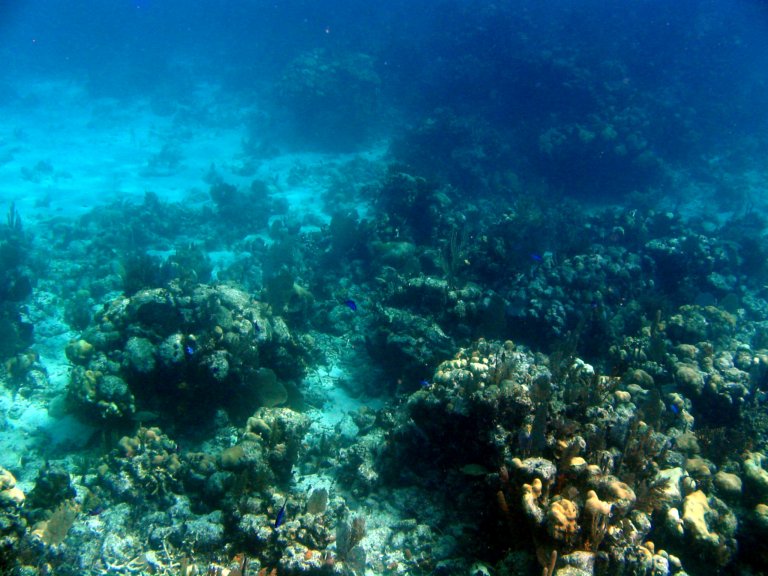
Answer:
[{"left": 1, "top": 1, "right": 768, "bottom": 575}]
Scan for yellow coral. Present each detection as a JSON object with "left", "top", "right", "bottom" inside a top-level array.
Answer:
[
  {"left": 522, "top": 479, "right": 545, "bottom": 525},
  {"left": 585, "top": 490, "right": 612, "bottom": 517},
  {"left": 0, "top": 487, "right": 24, "bottom": 506},
  {"left": 220, "top": 444, "right": 246, "bottom": 469},
  {"left": 682, "top": 490, "right": 718, "bottom": 545},
  {"left": 0, "top": 467, "right": 16, "bottom": 491},
  {"left": 65, "top": 339, "right": 94, "bottom": 363},
  {"left": 546, "top": 499, "right": 579, "bottom": 543}
]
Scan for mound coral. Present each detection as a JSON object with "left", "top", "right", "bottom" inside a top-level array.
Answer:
[{"left": 66, "top": 282, "right": 308, "bottom": 424}]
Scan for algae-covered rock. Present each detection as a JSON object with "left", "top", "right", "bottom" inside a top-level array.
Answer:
[
  {"left": 744, "top": 452, "right": 768, "bottom": 500},
  {"left": 713, "top": 471, "right": 742, "bottom": 501},
  {"left": 124, "top": 336, "right": 156, "bottom": 373},
  {"left": 623, "top": 368, "right": 654, "bottom": 388},
  {"left": 675, "top": 364, "right": 705, "bottom": 396},
  {"left": 27, "top": 464, "right": 76, "bottom": 511}
]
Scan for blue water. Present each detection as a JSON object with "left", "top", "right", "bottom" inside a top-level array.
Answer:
[
  {"left": 1, "top": 1, "right": 768, "bottom": 575},
  {"left": 2, "top": 1, "right": 767, "bottom": 200}
]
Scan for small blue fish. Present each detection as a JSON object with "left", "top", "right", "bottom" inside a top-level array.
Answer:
[
  {"left": 274, "top": 498, "right": 288, "bottom": 528},
  {"left": 184, "top": 344, "right": 195, "bottom": 356},
  {"left": 343, "top": 299, "right": 358, "bottom": 312},
  {"left": 419, "top": 379, "right": 430, "bottom": 388},
  {"left": 530, "top": 253, "right": 543, "bottom": 262},
  {"left": 669, "top": 404, "right": 680, "bottom": 415}
]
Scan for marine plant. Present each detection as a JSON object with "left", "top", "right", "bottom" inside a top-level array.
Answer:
[
  {"left": 0, "top": 202, "right": 34, "bottom": 359},
  {"left": 119, "top": 250, "right": 166, "bottom": 295},
  {"left": 6, "top": 202, "right": 22, "bottom": 234},
  {"left": 209, "top": 177, "right": 273, "bottom": 230},
  {"left": 63, "top": 289, "right": 93, "bottom": 330},
  {"left": 334, "top": 513, "right": 367, "bottom": 574},
  {"left": 328, "top": 209, "right": 366, "bottom": 259},
  {"left": 439, "top": 224, "right": 469, "bottom": 288},
  {"left": 30, "top": 501, "right": 79, "bottom": 547}
]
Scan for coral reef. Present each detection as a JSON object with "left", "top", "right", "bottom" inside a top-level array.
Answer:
[
  {"left": 2, "top": 5, "right": 768, "bottom": 575},
  {"left": 380, "top": 337, "right": 748, "bottom": 575},
  {"left": 5, "top": 170, "right": 766, "bottom": 576}
]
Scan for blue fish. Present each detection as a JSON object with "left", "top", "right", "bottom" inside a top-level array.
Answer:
[
  {"left": 530, "top": 253, "right": 543, "bottom": 262},
  {"left": 669, "top": 404, "right": 680, "bottom": 415},
  {"left": 274, "top": 498, "right": 288, "bottom": 528},
  {"left": 419, "top": 379, "right": 430, "bottom": 388},
  {"left": 184, "top": 344, "right": 195, "bottom": 356},
  {"left": 343, "top": 299, "right": 358, "bottom": 312}
]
